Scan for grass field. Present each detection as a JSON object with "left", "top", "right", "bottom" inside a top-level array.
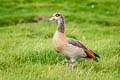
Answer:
[{"left": 0, "top": 0, "right": 120, "bottom": 80}]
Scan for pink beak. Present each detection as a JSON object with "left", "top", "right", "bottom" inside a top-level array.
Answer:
[{"left": 48, "top": 16, "right": 55, "bottom": 22}]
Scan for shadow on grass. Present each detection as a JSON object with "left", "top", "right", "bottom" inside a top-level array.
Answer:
[
  {"left": 0, "top": 50, "right": 64, "bottom": 70},
  {"left": 23, "top": 49, "right": 64, "bottom": 65}
]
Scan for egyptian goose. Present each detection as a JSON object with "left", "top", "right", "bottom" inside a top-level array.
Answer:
[{"left": 48, "top": 13, "right": 100, "bottom": 69}]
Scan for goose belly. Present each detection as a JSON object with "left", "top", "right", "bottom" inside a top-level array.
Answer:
[
  {"left": 52, "top": 31, "right": 67, "bottom": 53},
  {"left": 52, "top": 38, "right": 66, "bottom": 53}
]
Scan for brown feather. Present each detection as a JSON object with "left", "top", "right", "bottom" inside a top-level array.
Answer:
[{"left": 84, "top": 49, "right": 95, "bottom": 58}]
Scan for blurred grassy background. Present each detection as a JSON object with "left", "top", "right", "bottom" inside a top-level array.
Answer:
[
  {"left": 0, "top": 0, "right": 120, "bottom": 26},
  {"left": 0, "top": 0, "right": 120, "bottom": 80}
]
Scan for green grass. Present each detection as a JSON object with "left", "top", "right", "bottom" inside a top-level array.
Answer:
[{"left": 0, "top": 0, "right": 120, "bottom": 80}]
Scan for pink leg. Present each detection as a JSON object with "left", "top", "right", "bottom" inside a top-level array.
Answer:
[
  {"left": 71, "top": 59, "right": 76, "bottom": 70},
  {"left": 65, "top": 58, "right": 70, "bottom": 67},
  {"left": 66, "top": 62, "right": 70, "bottom": 67},
  {"left": 72, "top": 62, "right": 76, "bottom": 69}
]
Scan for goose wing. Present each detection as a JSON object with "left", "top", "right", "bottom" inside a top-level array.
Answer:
[{"left": 67, "top": 38, "right": 98, "bottom": 59}]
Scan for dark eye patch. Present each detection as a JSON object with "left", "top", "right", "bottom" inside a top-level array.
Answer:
[{"left": 56, "top": 14, "right": 60, "bottom": 17}]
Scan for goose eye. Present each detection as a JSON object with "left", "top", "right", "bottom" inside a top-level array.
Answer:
[{"left": 56, "top": 14, "right": 60, "bottom": 17}]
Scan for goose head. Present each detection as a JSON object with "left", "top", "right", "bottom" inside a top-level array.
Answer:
[{"left": 48, "top": 13, "right": 63, "bottom": 22}]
